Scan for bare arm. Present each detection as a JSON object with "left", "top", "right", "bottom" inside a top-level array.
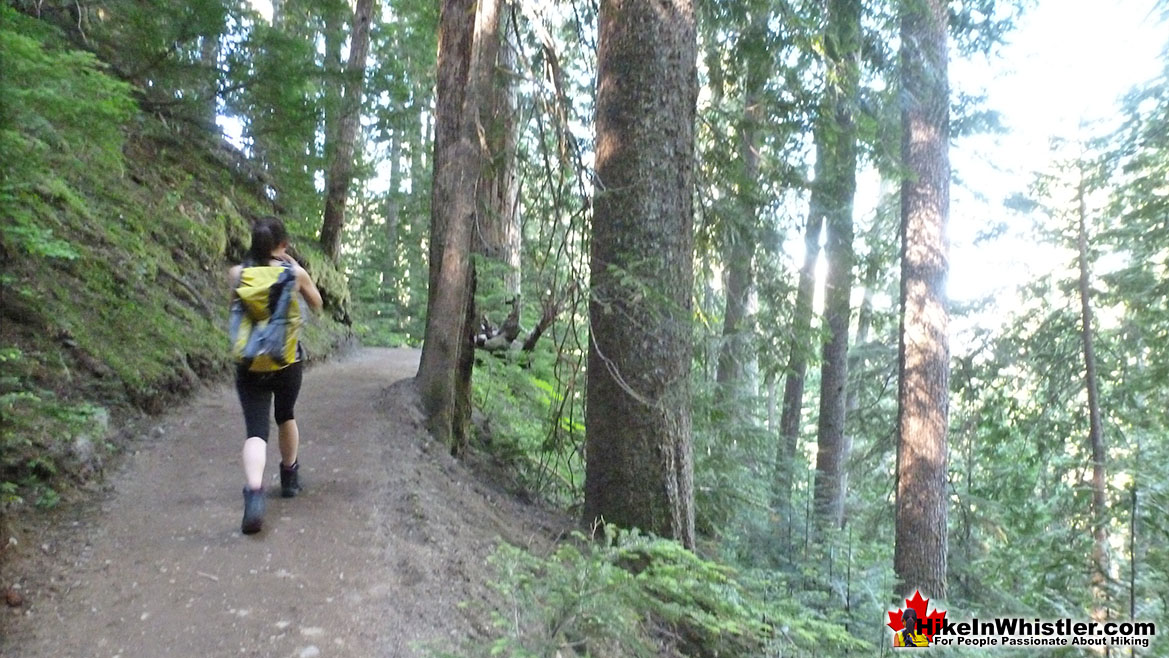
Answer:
[
  {"left": 227, "top": 265, "right": 242, "bottom": 303},
  {"left": 272, "top": 254, "right": 324, "bottom": 312},
  {"left": 296, "top": 266, "right": 323, "bottom": 312}
]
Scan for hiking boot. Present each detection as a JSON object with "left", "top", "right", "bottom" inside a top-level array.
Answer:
[
  {"left": 241, "top": 486, "right": 265, "bottom": 534},
  {"left": 280, "top": 461, "right": 301, "bottom": 498}
]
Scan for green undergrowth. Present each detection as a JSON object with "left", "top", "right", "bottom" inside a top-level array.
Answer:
[
  {"left": 432, "top": 528, "right": 868, "bottom": 658},
  {"left": 351, "top": 272, "right": 425, "bottom": 348},
  {"left": 0, "top": 7, "right": 351, "bottom": 514},
  {"left": 355, "top": 317, "right": 422, "bottom": 349},
  {"left": 471, "top": 349, "right": 585, "bottom": 509},
  {"left": 462, "top": 321, "right": 874, "bottom": 656},
  {"left": 461, "top": 350, "right": 865, "bottom": 656}
]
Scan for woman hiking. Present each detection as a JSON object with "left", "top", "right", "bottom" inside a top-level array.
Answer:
[{"left": 229, "top": 216, "right": 322, "bottom": 534}]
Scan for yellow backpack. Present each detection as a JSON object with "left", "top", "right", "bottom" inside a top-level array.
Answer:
[{"left": 229, "top": 264, "right": 303, "bottom": 372}]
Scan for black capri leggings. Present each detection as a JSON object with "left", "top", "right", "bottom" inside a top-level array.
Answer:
[{"left": 236, "top": 361, "right": 303, "bottom": 441}]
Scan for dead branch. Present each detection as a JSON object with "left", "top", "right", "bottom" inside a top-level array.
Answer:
[{"left": 475, "top": 289, "right": 565, "bottom": 355}]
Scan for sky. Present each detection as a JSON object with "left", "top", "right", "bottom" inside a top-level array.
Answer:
[{"left": 947, "top": 0, "right": 1166, "bottom": 304}]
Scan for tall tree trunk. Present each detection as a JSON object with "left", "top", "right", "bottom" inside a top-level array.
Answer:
[
  {"left": 411, "top": 92, "right": 428, "bottom": 197},
  {"left": 473, "top": 11, "right": 521, "bottom": 297},
  {"left": 774, "top": 191, "right": 824, "bottom": 535},
  {"left": 846, "top": 253, "right": 878, "bottom": 417},
  {"left": 319, "top": 0, "right": 376, "bottom": 261},
  {"left": 1076, "top": 175, "right": 1109, "bottom": 621},
  {"left": 894, "top": 0, "right": 950, "bottom": 600},
  {"left": 420, "top": 107, "right": 433, "bottom": 184},
  {"left": 715, "top": 14, "right": 767, "bottom": 398},
  {"left": 322, "top": 0, "right": 347, "bottom": 165},
  {"left": 424, "top": 7, "right": 472, "bottom": 317},
  {"left": 713, "top": 205, "right": 754, "bottom": 394},
  {"left": 1128, "top": 479, "right": 1137, "bottom": 623},
  {"left": 499, "top": 28, "right": 521, "bottom": 298},
  {"left": 840, "top": 253, "right": 878, "bottom": 530},
  {"left": 417, "top": 0, "right": 502, "bottom": 452},
  {"left": 812, "top": 0, "right": 860, "bottom": 533},
  {"left": 585, "top": 0, "right": 697, "bottom": 548},
  {"left": 767, "top": 375, "right": 778, "bottom": 433},
  {"left": 715, "top": 97, "right": 759, "bottom": 395},
  {"left": 383, "top": 131, "right": 401, "bottom": 298},
  {"left": 200, "top": 34, "right": 220, "bottom": 133}
]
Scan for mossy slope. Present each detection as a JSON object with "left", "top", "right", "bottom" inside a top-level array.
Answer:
[{"left": 0, "top": 7, "right": 352, "bottom": 509}]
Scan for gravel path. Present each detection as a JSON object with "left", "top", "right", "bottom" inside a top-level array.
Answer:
[{"left": 0, "top": 348, "right": 560, "bottom": 658}]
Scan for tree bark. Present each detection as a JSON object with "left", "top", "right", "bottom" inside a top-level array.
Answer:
[
  {"left": 840, "top": 253, "right": 878, "bottom": 530},
  {"left": 846, "top": 253, "right": 879, "bottom": 417},
  {"left": 774, "top": 193, "right": 824, "bottom": 534},
  {"left": 585, "top": 0, "right": 697, "bottom": 548},
  {"left": 473, "top": 10, "right": 521, "bottom": 297},
  {"left": 383, "top": 131, "right": 401, "bottom": 298},
  {"left": 894, "top": 0, "right": 950, "bottom": 600},
  {"left": 715, "top": 98, "right": 759, "bottom": 396},
  {"left": 812, "top": 0, "right": 860, "bottom": 533},
  {"left": 424, "top": 0, "right": 474, "bottom": 312},
  {"left": 319, "top": 0, "right": 376, "bottom": 261},
  {"left": 1128, "top": 480, "right": 1137, "bottom": 622},
  {"left": 767, "top": 375, "right": 778, "bottom": 433},
  {"left": 1076, "top": 175, "right": 1109, "bottom": 621},
  {"left": 715, "top": 13, "right": 768, "bottom": 399},
  {"left": 714, "top": 218, "right": 753, "bottom": 394},
  {"left": 199, "top": 34, "right": 220, "bottom": 133},
  {"left": 411, "top": 92, "right": 428, "bottom": 194},
  {"left": 322, "top": 0, "right": 347, "bottom": 164},
  {"left": 417, "top": 0, "right": 503, "bottom": 453}
]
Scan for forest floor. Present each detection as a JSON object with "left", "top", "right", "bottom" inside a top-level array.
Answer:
[{"left": 0, "top": 348, "right": 566, "bottom": 658}]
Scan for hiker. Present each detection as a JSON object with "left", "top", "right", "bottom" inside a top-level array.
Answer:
[
  {"left": 228, "top": 215, "right": 322, "bottom": 534},
  {"left": 893, "top": 607, "right": 929, "bottom": 648}
]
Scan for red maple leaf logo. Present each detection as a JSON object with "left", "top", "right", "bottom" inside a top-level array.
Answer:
[{"left": 887, "top": 590, "right": 947, "bottom": 642}]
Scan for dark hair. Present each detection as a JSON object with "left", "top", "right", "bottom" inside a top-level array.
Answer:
[
  {"left": 902, "top": 608, "right": 920, "bottom": 632},
  {"left": 247, "top": 216, "right": 288, "bottom": 264}
]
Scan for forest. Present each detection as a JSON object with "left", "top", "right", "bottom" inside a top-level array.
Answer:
[{"left": 2, "top": 0, "right": 1169, "bottom": 655}]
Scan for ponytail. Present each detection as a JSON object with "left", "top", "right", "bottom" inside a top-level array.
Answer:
[{"left": 247, "top": 216, "right": 288, "bottom": 265}]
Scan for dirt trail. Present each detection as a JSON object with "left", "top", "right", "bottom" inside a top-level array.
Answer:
[{"left": 0, "top": 348, "right": 560, "bottom": 658}]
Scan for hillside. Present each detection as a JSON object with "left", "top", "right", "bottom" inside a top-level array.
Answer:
[{"left": 0, "top": 6, "right": 352, "bottom": 520}]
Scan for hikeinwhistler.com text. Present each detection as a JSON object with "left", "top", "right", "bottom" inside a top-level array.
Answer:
[{"left": 921, "top": 617, "right": 1156, "bottom": 649}]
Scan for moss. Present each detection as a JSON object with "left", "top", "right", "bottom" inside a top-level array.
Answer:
[
  {"left": 296, "top": 247, "right": 351, "bottom": 320},
  {"left": 2, "top": 30, "right": 352, "bottom": 509},
  {"left": 0, "top": 9, "right": 358, "bottom": 512}
]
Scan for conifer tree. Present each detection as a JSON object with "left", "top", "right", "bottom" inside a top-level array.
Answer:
[
  {"left": 417, "top": 0, "right": 504, "bottom": 451},
  {"left": 585, "top": 0, "right": 698, "bottom": 548},
  {"left": 894, "top": 0, "right": 951, "bottom": 599},
  {"left": 812, "top": 0, "right": 861, "bottom": 533},
  {"left": 320, "top": 0, "right": 376, "bottom": 261}
]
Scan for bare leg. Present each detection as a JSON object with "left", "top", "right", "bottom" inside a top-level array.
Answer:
[
  {"left": 242, "top": 436, "right": 266, "bottom": 490},
  {"left": 278, "top": 419, "right": 299, "bottom": 468}
]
